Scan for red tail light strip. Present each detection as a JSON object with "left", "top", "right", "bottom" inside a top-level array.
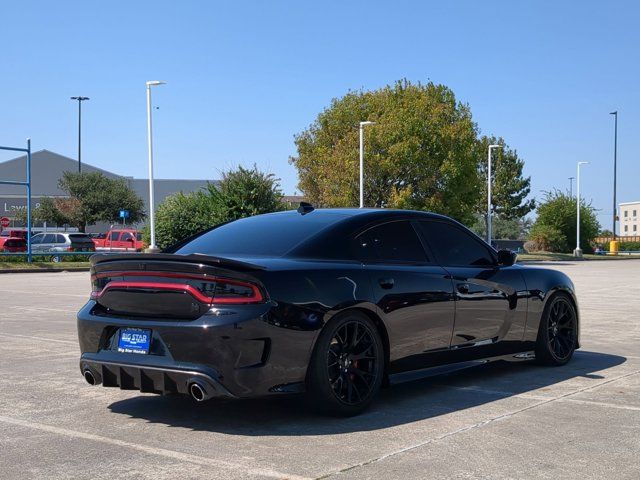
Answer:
[{"left": 90, "top": 272, "right": 264, "bottom": 305}]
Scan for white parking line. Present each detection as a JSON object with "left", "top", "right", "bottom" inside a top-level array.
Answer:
[
  {"left": 319, "top": 369, "right": 640, "bottom": 479},
  {"left": 0, "top": 289, "right": 87, "bottom": 298},
  {"left": 0, "top": 333, "right": 78, "bottom": 345},
  {"left": 0, "top": 415, "right": 311, "bottom": 480}
]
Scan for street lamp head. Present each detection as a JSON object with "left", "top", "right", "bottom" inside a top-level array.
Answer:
[
  {"left": 146, "top": 80, "right": 166, "bottom": 87},
  {"left": 70, "top": 96, "right": 90, "bottom": 101},
  {"left": 489, "top": 144, "right": 502, "bottom": 149},
  {"left": 610, "top": 111, "right": 617, "bottom": 115},
  {"left": 578, "top": 161, "right": 589, "bottom": 166},
  {"left": 359, "top": 121, "right": 375, "bottom": 127}
]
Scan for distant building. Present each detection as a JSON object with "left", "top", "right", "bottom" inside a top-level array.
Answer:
[
  {"left": 619, "top": 201, "right": 640, "bottom": 237},
  {"left": 281, "top": 195, "right": 306, "bottom": 209},
  {"left": 0, "top": 150, "right": 211, "bottom": 233}
]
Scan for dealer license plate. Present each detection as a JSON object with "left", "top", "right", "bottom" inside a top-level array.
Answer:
[{"left": 117, "top": 328, "right": 151, "bottom": 354}]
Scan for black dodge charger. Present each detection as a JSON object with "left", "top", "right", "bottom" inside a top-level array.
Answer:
[{"left": 78, "top": 207, "right": 579, "bottom": 415}]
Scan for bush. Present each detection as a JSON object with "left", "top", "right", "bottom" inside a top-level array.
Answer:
[
  {"left": 529, "top": 190, "right": 600, "bottom": 253},
  {"left": 619, "top": 241, "right": 640, "bottom": 252},
  {"left": 527, "top": 224, "right": 564, "bottom": 252},
  {"left": 147, "top": 165, "right": 284, "bottom": 249}
]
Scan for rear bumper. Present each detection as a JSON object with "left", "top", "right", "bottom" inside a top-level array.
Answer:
[
  {"left": 77, "top": 300, "right": 319, "bottom": 398},
  {"left": 79, "top": 354, "right": 235, "bottom": 398}
]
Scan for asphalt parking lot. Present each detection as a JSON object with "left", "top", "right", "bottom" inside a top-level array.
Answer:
[{"left": 1, "top": 261, "right": 639, "bottom": 479}]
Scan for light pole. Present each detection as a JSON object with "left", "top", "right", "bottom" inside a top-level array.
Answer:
[
  {"left": 610, "top": 111, "right": 618, "bottom": 241},
  {"left": 146, "top": 80, "right": 166, "bottom": 252},
  {"left": 487, "top": 144, "right": 502, "bottom": 245},
  {"left": 70, "top": 96, "right": 90, "bottom": 173},
  {"left": 574, "top": 161, "right": 589, "bottom": 258},
  {"left": 359, "top": 121, "right": 375, "bottom": 208},
  {"left": 568, "top": 176, "right": 574, "bottom": 197}
]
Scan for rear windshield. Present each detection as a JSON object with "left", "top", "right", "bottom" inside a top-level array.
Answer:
[
  {"left": 5, "top": 239, "right": 25, "bottom": 247},
  {"left": 174, "top": 213, "right": 345, "bottom": 257},
  {"left": 69, "top": 234, "right": 94, "bottom": 244}
]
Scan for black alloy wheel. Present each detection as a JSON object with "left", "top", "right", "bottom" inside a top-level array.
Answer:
[
  {"left": 536, "top": 293, "right": 577, "bottom": 366},
  {"left": 307, "top": 312, "right": 383, "bottom": 416}
]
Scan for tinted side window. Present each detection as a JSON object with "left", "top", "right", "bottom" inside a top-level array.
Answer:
[
  {"left": 56, "top": 234, "right": 66, "bottom": 243},
  {"left": 418, "top": 221, "right": 495, "bottom": 267},
  {"left": 110, "top": 231, "right": 120, "bottom": 241},
  {"left": 31, "top": 234, "right": 43, "bottom": 244},
  {"left": 356, "top": 221, "right": 428, "bottom": 263},
  {"left": 43, "top": 234, "right": 56, "bottom": 244}
]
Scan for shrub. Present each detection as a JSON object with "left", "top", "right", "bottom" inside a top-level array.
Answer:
[
  {"left": 146, "top": 165, "right": 284, "bottom": 249},
  {"left": 529, "top": 190, "right": 599, "bottom": 253},
  {"left": 527, "top": 224, "right": 565, "bottom": 252}
]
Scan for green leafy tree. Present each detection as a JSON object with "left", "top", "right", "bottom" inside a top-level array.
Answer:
[
  {"left": 15, "top": 197, "right": 72, "bottom": 226},
  {"left": 470, "top": 215, "right": 532, "bottom": 240},
  {"left": 22, "top": 172, "right": 145, "bottom": 232},
  {"left": 208, "top": 165, "right": 284, "bottom": 220},
  {"left": 57, "top": 172, "right": 145, "bottom": 231},
  {"left": 149, "top": 165, "right": 284, "bottom": 249},
  {"left": 529, "top": 190, "right": 600, "bottom": 253},
  {"left": 290, "top": 80, "right": 481, "bottom": 224},
  {"left": 474, "top": 136, "right": 535, "bottom": 238}
]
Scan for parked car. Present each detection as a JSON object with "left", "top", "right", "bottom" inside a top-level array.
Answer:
[
  {"left": 0, "top": 229, "right": 29, "bottom": 240},
  {"left": 0, "top": 236, "right": 27, "bottom": 252},
  {"left": 78, "top": 207, "right": 579, "bottom": 416},
  {"left": 31, "top": 232, "right": 96, "bottom": 261},
  {"left": 92, "top": 228, "right": 144, "bottom": 252}
]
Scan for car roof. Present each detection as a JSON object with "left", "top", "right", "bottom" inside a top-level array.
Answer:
[{"left": 265, "top": 207, "right": 449, "bottom": 221}]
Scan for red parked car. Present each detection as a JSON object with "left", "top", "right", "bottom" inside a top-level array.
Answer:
[
  {"left": 0, "top": 236, "right": 27, "bottom": 252},
  {"left": 92, "top": 229, "right": 145, "bottom": 252}
]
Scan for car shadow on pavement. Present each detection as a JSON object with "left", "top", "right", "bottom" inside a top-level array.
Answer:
[{"left": 107, "top": 350, "right": 625, "bottom": 435}]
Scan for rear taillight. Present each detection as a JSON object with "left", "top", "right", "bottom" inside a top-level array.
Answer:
[
  {"left": 90, "top": 271, "right": 264, "bottom": 305},
  {"left": 67, "top": 246, "right": 74, "bottom": 252}
]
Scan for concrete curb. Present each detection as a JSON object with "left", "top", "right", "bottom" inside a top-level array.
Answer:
[{"left": 0, "top": 267, "right": 91, "bottom": 274}]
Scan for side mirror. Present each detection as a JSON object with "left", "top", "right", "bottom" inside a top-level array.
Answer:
[{"left": 497, "top": 249, "right": 517, "bottom": 266}]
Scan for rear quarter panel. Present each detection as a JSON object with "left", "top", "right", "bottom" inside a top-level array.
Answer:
[{"left": 519, "top": 265, "right": 579, "bottom": 345}]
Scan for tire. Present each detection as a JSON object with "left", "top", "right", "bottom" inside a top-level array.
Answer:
[
  {"left": 50, "top": 255, "right": 61, "bottom": 263},
  {"left": 306, "top": 311, "right": 384, "bottom": 416},
  {"left": 535, "top": 293, "right": 578, "bottom": 366}
]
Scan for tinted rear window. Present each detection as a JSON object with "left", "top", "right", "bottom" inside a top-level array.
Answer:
[
  {"left": 175, "top": 213, "right": 345, "bottom": 257},
  {"left": 69, "top": 234, "right": 94, "bottom": 244},
  {"left": 5, "top": 239, "right": 26, "bottom": 247}
]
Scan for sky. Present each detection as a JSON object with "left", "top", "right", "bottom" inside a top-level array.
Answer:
[{"left": 1, "top": 0, "right": 639, "bottom": 227}]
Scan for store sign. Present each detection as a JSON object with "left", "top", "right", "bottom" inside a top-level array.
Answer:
[{"left": 0, "top": 197, "right": 43, "bottom": 217}]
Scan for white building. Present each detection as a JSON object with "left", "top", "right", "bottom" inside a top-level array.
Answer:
[{"left": 619, "top": 201, "right": 640, "bottom": 237}]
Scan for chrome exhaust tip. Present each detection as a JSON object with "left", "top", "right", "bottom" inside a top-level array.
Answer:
[
  {"left": 188, "top": 382, "right": 209, "bottom": 402},
  {"left": 84, "top": 369, "right": 97, "bottom": 386}
]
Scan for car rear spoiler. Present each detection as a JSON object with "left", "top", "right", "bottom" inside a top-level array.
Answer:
[{"left": 89, "top": 253, "right": 267, "bottom": 271}]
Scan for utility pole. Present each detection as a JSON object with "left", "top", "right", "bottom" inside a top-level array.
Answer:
[
  {"left": 610, "top": 111, "right": 618, "bottom": 240},
  {"left": 70, "top": 96, "right": 90, "bottom": 173},
  {"left": 568, "top": 177, "right": 574, "bottom": 197},
  {"left": 358, "top": 121, "right": 375, "bottom": 208},
  {"left": 487, "top": 144, "right": 502, "bottom": 245}
]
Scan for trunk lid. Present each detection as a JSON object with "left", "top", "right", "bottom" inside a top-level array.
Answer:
[{"left": 90, "top": 253, "right": 266, "bottom": 319}]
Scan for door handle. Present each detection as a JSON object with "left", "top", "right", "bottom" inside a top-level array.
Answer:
[
  {"left": 457, "top": 283, "right": 470, "bottom": 294},
  {"left": 378, "top": 278, "right": 395, "bottom": 289}
]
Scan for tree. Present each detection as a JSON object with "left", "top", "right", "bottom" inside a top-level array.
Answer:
[
  {"left": 149, "top": 165, "right": 284, "bottom": 249},
  {"left": 474, "top": 136, "right": 535, "bottom": 238},
  {"left": 529, "top": 190, "right": 600, "bottom": 253},
  {"left": 15, "top": 197, "right": 72, "bottom": 226},
  {"left": 290, "top": 80, "right": 482, "bottom": 224},
  {"left": 20, "top": 172, "right": 146, "bottom": 231},
  {"left": 208, "top": 165, "right": 284, "bottom": 220},
  {"left": 469, "top": 215, "right": 532, "bottom": 240},
  {"left": 56, "top": 172, "right": 145, "bottom": 231}
]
